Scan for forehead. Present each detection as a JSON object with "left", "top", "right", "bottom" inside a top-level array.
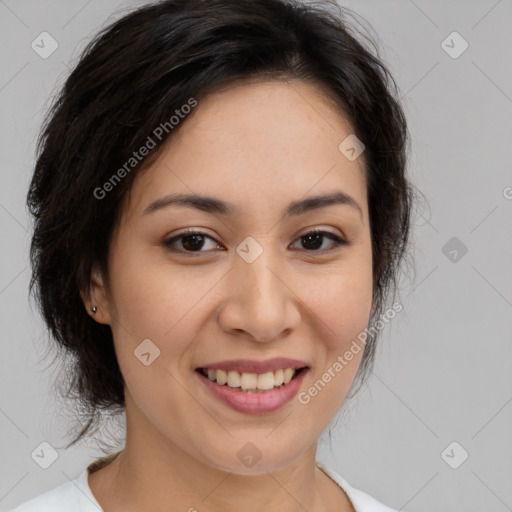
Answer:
[{"left": 122, "top": 78, "right": 368, "bottom": 224}]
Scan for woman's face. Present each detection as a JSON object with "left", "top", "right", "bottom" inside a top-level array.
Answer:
[{"left": 92, "top": 78, "right": 373, "bottom": 474}]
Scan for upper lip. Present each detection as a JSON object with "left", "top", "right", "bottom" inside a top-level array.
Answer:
[{"left": 196, "top": 358, "right": 309, "bottom": 374}]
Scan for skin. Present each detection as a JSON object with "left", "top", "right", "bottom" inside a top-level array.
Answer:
[{"left": 85, "top": 78, "right": 373, "bottom": 512}]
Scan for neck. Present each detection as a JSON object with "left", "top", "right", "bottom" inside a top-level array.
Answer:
[
  {"left": 87, "top": 396, "right": 353, "bottom": 512},
  {"left": 92, "top": 447, "right": 329, "bottom": 512}
]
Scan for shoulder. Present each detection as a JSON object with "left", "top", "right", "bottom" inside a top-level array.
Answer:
[
  {"left": 6, "top": 468, "right": 101, "bottom": 512},
  {"left": 316, "top": 461, "right": 398, "bottom": 512}
]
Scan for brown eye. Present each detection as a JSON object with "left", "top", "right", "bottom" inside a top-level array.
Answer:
[
  {"left": 162, "top": 228, "right": 349, "bottom": 256},
  {"left": 291, "top": 230, "right": 349, "bottom": 253},
  {"left": 163, "top": 230, "right": 223, "bottom": 254}
]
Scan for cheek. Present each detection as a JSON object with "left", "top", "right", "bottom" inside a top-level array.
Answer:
[
  {"left": 107, "top": 246, "right": 215, "bottom": 363},
  {"left": 108, "top": 233, "right": 372, "bottom": 359},
  {"left": 108, "top": 242, "right": 177, "bottom": 325},
  {"left": 295, "top": 270, "right": 371, "bottom": 429},
  {"left": 308, "top": 262, "right": 373, "bottom": 349},
  {"left": 304, "top": 282, "right": 369, "bottom": 410}
]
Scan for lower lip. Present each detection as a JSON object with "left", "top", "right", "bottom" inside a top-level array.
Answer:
[{"left": 196, "top": 369, "right": 308, "bottom": 414}]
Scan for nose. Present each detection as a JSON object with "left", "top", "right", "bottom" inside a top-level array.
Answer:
[{"left": 217, "top": 245, "right": 300, "bottom": 343}]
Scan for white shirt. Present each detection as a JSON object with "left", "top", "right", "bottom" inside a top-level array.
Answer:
[{"left": 7, "top": 461, "right": 397, "bottom": 512}]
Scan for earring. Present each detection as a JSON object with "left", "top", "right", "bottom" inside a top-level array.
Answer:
[{"left": 91, "top": 306, "right": 97, "bottom": 315}]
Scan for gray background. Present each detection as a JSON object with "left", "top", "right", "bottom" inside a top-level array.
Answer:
[{"left": 1, "top": 1, "right": 511, "bottom": 510}]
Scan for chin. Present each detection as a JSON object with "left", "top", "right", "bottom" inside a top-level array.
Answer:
[{"left": 197, "top": 440, "right": 307, "bottom": 476}]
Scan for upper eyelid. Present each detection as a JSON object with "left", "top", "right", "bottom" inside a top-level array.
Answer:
[
  {"left": 167, "top": 227, "right": 342, "bottom": 240},
  {"left": 164, "top": 228, "right": 347, "bottom": 249}
]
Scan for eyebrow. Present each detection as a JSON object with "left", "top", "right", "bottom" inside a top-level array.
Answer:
[{"left": 142, "top": 190, "right": 363, "bottom": 220}]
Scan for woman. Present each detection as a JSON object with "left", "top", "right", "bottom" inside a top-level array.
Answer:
[{"left": 10, "top": 0, "right": 415, "bottom": 510}]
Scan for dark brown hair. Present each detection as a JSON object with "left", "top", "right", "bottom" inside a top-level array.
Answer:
[{"left": 27, "top": 0, "right": 418, "bottom": 449}]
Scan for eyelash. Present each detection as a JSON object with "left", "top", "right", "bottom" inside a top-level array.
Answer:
[{"left": 162, "top": 228, "right": 349, "bottom": 256}]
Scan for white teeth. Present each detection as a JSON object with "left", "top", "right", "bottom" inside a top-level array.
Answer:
[
  {"left": 274, "top": 369, "right": 284, "bottom": 386},
  {"left": 283, "top": 368, "right": 295, "bottom": 384},
  {"left": 216, "top": 369, "right": 227, "bottom": 385},
  {"left": 227, "top": 371, "right": 240, "bottom": 387},
  {"left": 257, "top": 372, "right": 275, "bottom": 390},
  {"left": 240, "top": 372, "right": 258, "bottom": 390},
  {"left": 201, "top": 367, "right": 301, "bottom": 391}
]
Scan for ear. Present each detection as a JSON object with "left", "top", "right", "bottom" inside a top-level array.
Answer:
[{"left": 80, "top": 265, "right": 112, "bottom": 325}]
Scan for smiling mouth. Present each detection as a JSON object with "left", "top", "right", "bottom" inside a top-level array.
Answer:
[{"left": 196, "top": 367, "right": 308, "bottom": 393}]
